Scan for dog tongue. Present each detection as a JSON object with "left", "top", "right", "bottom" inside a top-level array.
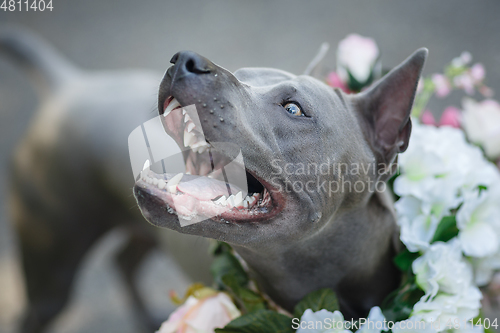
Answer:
[{"left": 177, "top": 175, "right": 244, "bottom": 201}]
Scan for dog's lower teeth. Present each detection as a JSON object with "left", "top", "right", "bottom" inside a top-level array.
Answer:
[
  {"left": 167, "top": 173, "right": 183, "bottom": 193},
  {"left": 215, "top": 195, "right": 227, "bottom": 205}
]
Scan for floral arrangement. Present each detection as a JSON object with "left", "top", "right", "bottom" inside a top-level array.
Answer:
[{"left": 155, "top": 34, "right": 500, "bottom": 333}]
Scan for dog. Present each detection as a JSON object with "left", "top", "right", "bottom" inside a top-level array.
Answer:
[
  {"left": 134, "top": 48, "right": 427, "bottom": 318},
  {"left": 1, "top": 28, "right": 213, "bottom": 333}
]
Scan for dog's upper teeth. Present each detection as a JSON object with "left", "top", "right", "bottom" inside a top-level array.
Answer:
[
  {"left": 164, "top": 98, "right": 181, "bottom": 117},
  {"left": 184, "top": 130, "right": 197, "bottom": 147},
  {"left": 186, "top": 122, "right": 196, "bottom": 133},
  {"left": 184, "top": 113, "right": 191, "bottom": 123},
  {"left": 167, "top": 173, "right": 183, "bottom": 193},
  {"left": 182, "top": 109, "right": 187, "bottom": 115},
  {"left": 142, "top": 159, "right": 150, "bottom": 171},
  {"left": 158, "top": 179, "right": 166, "bottom": 190}
]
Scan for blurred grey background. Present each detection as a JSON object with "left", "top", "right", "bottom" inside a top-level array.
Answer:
[{"left": 1, "top": 1, "right": 500, "bottom": 332}]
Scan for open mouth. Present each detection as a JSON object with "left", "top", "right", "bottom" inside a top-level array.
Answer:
[{"left": 135, "top": 96, "right": 282, "bottom": 224}]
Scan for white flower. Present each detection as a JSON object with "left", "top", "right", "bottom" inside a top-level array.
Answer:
[
  {"left": 297, "top": 309, "right": 352, "bottom": 333},
  {"left": 157, "top": 292, "right": 240, "bottom": 333},
  {"left": 396, "top": 196, "right": 441, "bottom": 252},
  {"left": 391, "top": 318, "right": 437, "bottom": 333},
  {"left": 357, "top": 307, "right": 388, "bottom": 333},
  {"left": 394, "top": 122, "right": 500, "bottom": 252},
  {"left": 412, "top": 240, "right": 473, "bottom": 299},
  {"left": 411, "top": 286, "right": 482, "bottom": 332},
  {"left": 461, "top": 98, "right": 500, "bottom": 160},
  {"left": 456, "top": 185, "right": 500, "bottom": 258},
  {"left": 336, "top": 34, "right": 380, "bottom": 85},
  {"left": 470, "top": 253, "right": 500, "bottom": 286}
]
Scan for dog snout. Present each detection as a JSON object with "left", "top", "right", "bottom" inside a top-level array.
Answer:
[{"left": 170, "top": 51, "right": 213, "bottom": 77}]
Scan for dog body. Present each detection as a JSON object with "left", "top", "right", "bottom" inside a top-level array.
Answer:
[
  {"left": 2, "top": 28, "right": 427, "bottom": 327},
  {"left": 1, "top": 30, "right": 212, "bottom": 333},
  {"left": 135, "top": 50, "right": 426, "bottom": 317}
]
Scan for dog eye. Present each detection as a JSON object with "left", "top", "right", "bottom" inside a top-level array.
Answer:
[{"left": 283, "top": 102, "right": 303, "bottom": 117}]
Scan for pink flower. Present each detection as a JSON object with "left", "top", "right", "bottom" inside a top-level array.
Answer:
[
  {"left": 421, "top": 110, "right": 436, "bottom": 126},
  {"left": 439, "top": 106, "right": 462, "bottom": 128},
  {"left": 454, "top": 74, "right": 475, "bottom": 95},
  {"left": 470, "top": 63, "right": 485, "bottom": 83},
  {"left": 432, "top": 74, "right": 451, "bottom": 97},
  {"left": 326, "top": 71, "right": 350, "bottom": 93},
  {"left": 157, "top": 293, "right": 241, "bottom": 333},
  {"left": 336, "top": 34, "right": 380, "bottom": 84}
]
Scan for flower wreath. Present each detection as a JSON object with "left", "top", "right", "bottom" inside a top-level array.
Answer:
[{"left": 156, "top": 35, "right": 500, "bottom": 333}]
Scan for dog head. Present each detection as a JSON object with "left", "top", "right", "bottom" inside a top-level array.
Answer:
[{"left": 134, "top": 49, "right": 427, "bottom": 248}]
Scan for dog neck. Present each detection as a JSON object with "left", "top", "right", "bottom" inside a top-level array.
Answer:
[{"left": 232, "top": 189, "right": 400, "bottom": 318}]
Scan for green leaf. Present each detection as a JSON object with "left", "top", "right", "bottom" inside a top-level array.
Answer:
[
  {"left": 431, "top": 215, "right": 459, "bottom": 243},
  {"left": 215, "top": 310, "right": 294, "bottom": 333},
  {"left": 381, "top": 278, "right": 424, "bottom": 322},
  {"left": 221, "top": 274, "right": 267, "bottom": 313},
  {"left": 293, "top": 288, "right": 339, "bottom": 319},
  {"left": 393, "top": 249, "right": 420, "bottom": 272},
  {"left": 211, "top": 252, "right": 249, "bottom": 288}
]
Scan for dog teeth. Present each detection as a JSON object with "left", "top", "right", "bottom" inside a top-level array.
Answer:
[
  {"left": 143, "top": 160, "right": 150, "bottom": 171},
  {"left": 164, "top": 98, "right": 181, "bottom": 117},
  {"left": 182, "top": 109, "right": 186, "bottom": 115},
  {"left": 167, "top": 173, "right": 183, "bottom": 193},
  {"left": 227, "top": 195, "right": 236, "bottom": 207},
  {"left": 186, "top": 122, "right": 196, "bottom": 133},
  {"left": 184, "top": 113, "right": 191, "bottom": 123},
  {"left": 214, "top": 195, "right": 227, "bottom": 205},
  {"left": 158, "top": 179, "right": 166, "bottom": 190},
  {"left": 184, "top": 130, "right": 197, "bottom": 147},
  {"left": 234, "top": 191, "right": 243, "bottom": 207}
]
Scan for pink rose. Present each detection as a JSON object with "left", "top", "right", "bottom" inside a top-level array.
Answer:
[
  {"left": 326, "top": 71, "right": 350, "bottom": 93},
  {"left": 157, "top": 293, "right": 241, "bottom": 333},
  {"left": 421, "top": 110, "right": 436, "bottom": 126},
  {"left": 336, "top": 34, "right": 380, "bottom": 85},
  {"left": 439, "top": 106, "right": 461, "bottom": 128}
]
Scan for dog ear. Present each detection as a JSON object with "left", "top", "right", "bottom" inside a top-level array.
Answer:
[{"left": 352, "top": 48, "right": 428, "bottom": 170}]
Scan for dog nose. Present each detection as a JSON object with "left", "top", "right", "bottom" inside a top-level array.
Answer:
[{"left": 170, "top": 51, "right": 213, "bottom": 76}]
